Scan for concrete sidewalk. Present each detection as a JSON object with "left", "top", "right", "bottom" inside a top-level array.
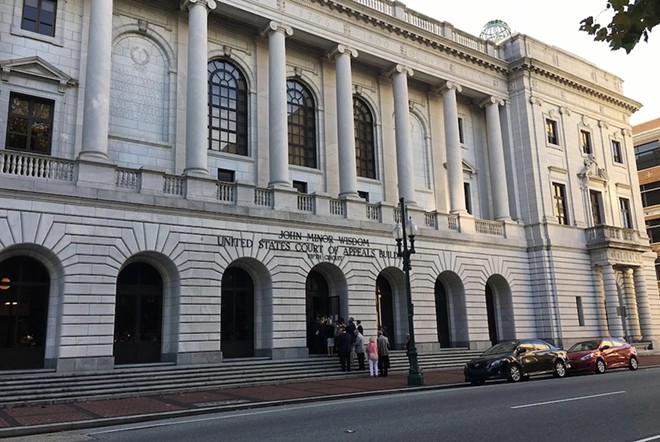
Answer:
[{"left": 1, "top": 354, "right": 659, "bottom": 438}]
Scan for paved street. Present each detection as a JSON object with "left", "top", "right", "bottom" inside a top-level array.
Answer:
[
  {"left": 10, "top": 366, "right": 660, "bottom": 442},
  {"left": 1, "top": 354, "right": 659, "bottom": 440}
]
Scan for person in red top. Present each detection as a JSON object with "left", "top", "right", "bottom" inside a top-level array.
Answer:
[{"left": 367, "top": 336, "right": 379, "bottom": 377}]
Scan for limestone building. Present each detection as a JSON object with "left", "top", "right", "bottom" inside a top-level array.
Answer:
[{"left": 0, "top": 0, "right": 657, "bottom": 372}]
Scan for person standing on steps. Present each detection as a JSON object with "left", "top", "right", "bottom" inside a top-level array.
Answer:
[
  {"left": 377, "top": 330, "right": 390, "bottom": 377},
  {"left": 367, "top": 336, "right": 379, "bottom": 377},
  {"left": 353, "top": 329, "right": 366, "bottom": 370},
  {"left": 336, "top": 326, "right": 353, "bottom": 372}
]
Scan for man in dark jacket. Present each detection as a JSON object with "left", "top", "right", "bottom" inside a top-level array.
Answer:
[
  {"left": 336, "top": 326, "right": 353, "bottom": 372},
  {"left": 377, "top": 330, "right": 390, "bottom": 377}
]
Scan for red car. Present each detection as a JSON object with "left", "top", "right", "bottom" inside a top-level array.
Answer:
[{"left": 567, "top": 338, "right": 638, "bottom": 374}]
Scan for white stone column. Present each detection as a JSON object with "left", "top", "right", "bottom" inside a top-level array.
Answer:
[
  {"left": 481, "top": 96, "right": 511, "bottom": 221},
  {"left": 603, "top": 264, "right": 624, "bottom": 337},
  {"left": 390, "top": 65, "right": 415, "bottom": 205},
  {"left": 78, "top": 0, "right": 114, "bottom": 162},
  {"left": 265, "top": 22, "right": 293, "bottom": 188},
  {"left": 182, "top": 0, "right": 216, "bottom": 176},
  {"left": 442, "top": 82, "right": 466, "bottom": 214},
  {"left": 633, "top": 267, "right": 655, "bottom": 341},
  {"left": 332, "top": 45, "right": 359, "bottom": 199},
  {"left": 595, "top": 266, "right": 609, "bottom": 334},
  {"left": 622, "top": 268, "right": 642, "bottom": 340}
]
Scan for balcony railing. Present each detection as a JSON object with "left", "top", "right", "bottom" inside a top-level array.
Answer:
[
  {"left": 115, "top": 168, "right": 140, "bottom": 190},
  {"left": 475, "top": 219, "right": 504, "bottom": 236},
  {"left": 585, "top": 225, "right": 641, "bottom": 246},
  {"left": 330, "top": 198, "right": 346, "bottom": 216},
  {"left": 298, "top": 193, "right": 314, "bottom": 212},
  {"left": 216, "top": 182, "right": 236, "bottom": 203},
  {"left": 0, "top": 150, "right": 75, "bottom": 181}
]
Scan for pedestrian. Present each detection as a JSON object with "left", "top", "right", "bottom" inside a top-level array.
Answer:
[
  {"left": 356, "top": 320, "right": 364, "bottom": 335},
  {"left": 367, "top": 336, "right": 379, "bottom": 377},
  {"left": 325, "top": 318, "right": 335, "bottom": 356},
  {"left": 336, "top": 326, "right": 353, "bottom": 372},
  {"left": 377, "top": 330, "right": 390, "bottom": 377},
  {"left": 354, "top": 329, "right": 366, "bottom": 370}
]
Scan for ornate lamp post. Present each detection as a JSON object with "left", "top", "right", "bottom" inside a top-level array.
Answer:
[{"left": 393, "top": 197, "right": 424, "bottom": 386}]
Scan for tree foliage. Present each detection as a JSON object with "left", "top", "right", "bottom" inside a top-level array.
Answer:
[{"left": 580, "top": 0, "right": 660, "bottom": 53}]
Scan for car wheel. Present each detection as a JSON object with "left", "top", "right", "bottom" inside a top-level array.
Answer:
[
  {"left": 629, "top": 356, "right": 639, "bottom": 371},
  {"left": 553, "top": 360, "right": 567, "bottom": 378},
  {"left": 595, "top": 359, "right": 606, "bottom": 374},
  {"left": 507, "top": 364, "right": 522, "bottom": 382}
]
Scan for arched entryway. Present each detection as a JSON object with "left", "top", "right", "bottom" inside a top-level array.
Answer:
[
  {"left": 485, "top": 275, "right": 515, "bottom": 345},
  {"left": 433, "top": 272, "right": 469, "bottom": 348},
  {"left": 0, "top": 256, "right": 50, "bottom": 370},
  {"left": 376, "top": 274, "right": 396, "bottom": 347},
  {"left": 305, "top": 269, "right": 339, "bottom": 354},
  {"left": 221, "top": 267, "right": 255, "bottom": 358},
  {"left": 435, "top": 279, "right": 451, "bottom": 347},
  {"left": 113, "top": 262, "right": 163, "bottom": 365}
]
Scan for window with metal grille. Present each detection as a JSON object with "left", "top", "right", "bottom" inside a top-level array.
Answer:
[
  {"left": 287, "top": 80, "right": 316, "bottom": 168},
  {"left": 353, "top": 96, "right": 376, "bottom": 179},
  {"left": 5, "top": 92, "right": 54, "bottom": 155},
  {"left": 208, "top": 59, "right": 248, "bottom": 155},
  {"left": 552, "top": 182, "right": 569, "bottom": 225},
  {"left": 21, "top": 0, "right": 57, "bottom": 37}
]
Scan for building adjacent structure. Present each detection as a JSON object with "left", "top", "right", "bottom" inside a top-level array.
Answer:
[
  {"left": 633, "top": 118, "right": 660, "bottom": 281},
  {"left": 0, "top": 0, "right": 658, "bottom": 373}
]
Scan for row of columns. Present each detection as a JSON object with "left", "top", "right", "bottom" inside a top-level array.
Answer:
[
  {"left": 599, "top": 264, "right": 654, "bottom": 341},
  {"left": 76, "top": 1, "right": 511, "bottom": 219}
]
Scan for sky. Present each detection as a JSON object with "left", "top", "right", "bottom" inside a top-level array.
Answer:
[{"left": 401, "top": 0, "right": 658, "bottom": 126}]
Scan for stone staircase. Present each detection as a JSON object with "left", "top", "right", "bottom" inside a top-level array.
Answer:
[{"left": 0, "top": 348, "right": 482, "bottom": 408}]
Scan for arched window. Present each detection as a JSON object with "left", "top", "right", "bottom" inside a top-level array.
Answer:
[
  {"left": 208, "top": 59, "right": 248, "bottom": 155},
  {"left": 353, "top": 96, "right": 376, "bottom": 179},
  {"left": 287, "top": 79, "right": 317, "bottom": 168},
  {"left": 410, "top": 114, "right": 430, "bottom": 189}
]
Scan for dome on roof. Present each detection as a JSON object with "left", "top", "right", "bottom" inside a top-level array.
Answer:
[{"left": 479, "top": 19, "right": 512, "bottom": 44}]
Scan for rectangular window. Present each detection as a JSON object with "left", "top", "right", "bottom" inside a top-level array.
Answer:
[
  {"left": 612, "top": 140, "right": 623, "bottom": 163},
  {"left": 635, "top": 140, "right": 660, "bottom": 170},
  {"left": 464, "top": 182, "right": 472, "bottom": 215},
  {"left": 5, "top": 92, "right": 54, "bottom": 155},
  {"left": 552, "top": 182, "right": 569, "bottom": 225},
  {"left": 292, "top": 180, "right": 307, "bottom": 193},
  {"left": 546, "top": 119, "right": 559, "bottom": 145},
  {"left": 589, "top": 190, "right": 603, "bottom": 225},
  {"left": 21, "top": 0, "right": 57, "bottom": 37},
  {"left": 619, "top": 197, "right": 632, "bottom": 228},
  {"left": 646, "top": 218, "right": 660, "bottom": 244},
  {"left": 458, "top": 117, "right": 464, "bottom": 144},
  {"left": 641, "top": 182, "right": 660, "bottom": 207},
  {"left": 576, "top": 297, "right": 585, "bottom": 326},
  {"left": 217, "top": 168, "right": 235, "bottom": 182},
  {"left": 357, "top": 191, "right": 369, "bottom": 202},
  {"left": 580, "top": 130, "right": 592, "bottom": 155}
]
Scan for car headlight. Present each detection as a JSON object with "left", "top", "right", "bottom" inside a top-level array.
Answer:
[
  {"left": 580, "top": 353, "right": 593, "bottom": 361},
  {"left": 489, "top": 359, "right": 503, "bottom": 368}
]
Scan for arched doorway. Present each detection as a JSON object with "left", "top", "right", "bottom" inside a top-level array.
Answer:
[
  {"left": 221, "top": 267, "right": 255, "bottom": 358},
  {"left": 305, "top": 270, "right": 338, "bottom": 354},
  {"left": 113, "top": 262, "right": 163, "bottom": 365},
  {"left": 485, "top": 284, "right": 498, "bottom": 344},
  {"left": 376, "top": 275, "right": 396, "bottom": 347},
  {"left": 0, "top": 256, "right": 50, "bottom": 370},
  {"left": 434, "top": 279, "right": 451, "bottom": 348}
]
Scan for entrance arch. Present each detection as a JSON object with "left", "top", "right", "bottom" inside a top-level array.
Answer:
[
  {"left": 0, "top": 256, "right": 50, "bottom": 370},
  {"left": 113, "top": 262, "right": 163, "bottom": 365},
  {"left": 485, "top": 275, "right": 515, "bottom": 345},
  {"left": 434, "top": 271, "right": 468, "bottom": 348},
  {"left": 376, "top": 274, "right": 396, "bottom": 347},
  {"left": 221, "top": 267, "right": 254, "bottom": 358},
  {"left": 305, "top": 264, "right": 347, "bottom": 355}
]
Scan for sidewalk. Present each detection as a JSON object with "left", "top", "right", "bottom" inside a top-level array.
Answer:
[{"left": 1, "top": 354, "right": 659, "bottom": 438}]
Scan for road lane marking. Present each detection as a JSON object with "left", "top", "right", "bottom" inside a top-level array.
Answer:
[
  {"left": 511, "top": 391, "right": 625, "bottom": 409},
  {"left": 636, "top": 436, "right": 660, "bottom": 442}
]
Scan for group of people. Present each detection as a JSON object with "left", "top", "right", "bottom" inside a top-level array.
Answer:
[{"left": 320, "top": 316, "right": 391, "bottom": 377}]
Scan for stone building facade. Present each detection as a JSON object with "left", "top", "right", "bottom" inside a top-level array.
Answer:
[{"left": 0, "top": 0, "right": 657, "bottom": 372}]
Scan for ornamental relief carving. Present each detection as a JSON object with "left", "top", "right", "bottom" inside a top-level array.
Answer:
[{"left": 607, "top": 249, "right": 643, "bottom": 266}]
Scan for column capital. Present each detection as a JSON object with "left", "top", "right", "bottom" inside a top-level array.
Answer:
[
  {"left": 479, "top": 96, "right": 505, "bottom": 108},
  {"left": 329, "top": 44, "right": 358, "bottom": 60},
  {"left": 180, "top": 0, "right": 217, "bottom": 12},
  {"left": 261, "top": 21, "right": 293, "bottom": 38},
  {"left": 435, "top": 80, "right": 462, "bottom": 95},
  {"left": 386, "top": 64, "right": 414, "bottom": 79}
]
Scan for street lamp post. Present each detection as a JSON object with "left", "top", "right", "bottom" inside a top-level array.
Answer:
[{"left": 393, "top": 197, "right": 424, "bottom": 386}]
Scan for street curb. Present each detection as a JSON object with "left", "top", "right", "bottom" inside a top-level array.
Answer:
[{"left": 0, "top": 381, "right": 468, "bottom": 438}]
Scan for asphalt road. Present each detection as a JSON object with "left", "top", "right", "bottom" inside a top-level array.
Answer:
[{"left": 12, "top": 367, "right": 660, "bottom": 442}]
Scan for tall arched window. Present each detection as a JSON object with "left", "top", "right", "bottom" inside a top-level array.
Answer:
[
  {"left": 354, "top": 96, "right": 376, "bottom": 179},
  {"left": 410, "top": 114, "right": 430, "bottom": 189},
  {"left": 287, "top": 79, "right": 317, "bottom": 168},
  {"left": 208, "top": 59, "right": 248, "bottom": 155}
]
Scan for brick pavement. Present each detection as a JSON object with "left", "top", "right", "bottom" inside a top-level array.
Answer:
[{"left": 0, "top": 354, "right": 658, "bottom": 438}]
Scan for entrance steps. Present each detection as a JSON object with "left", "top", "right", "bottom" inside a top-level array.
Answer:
[{"left": 0, "top": 348, "right": 482, "bottom": 408}]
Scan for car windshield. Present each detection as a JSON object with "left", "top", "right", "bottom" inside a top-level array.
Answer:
[
  {"left": 482, "top": 341, "right": 517, "bottom": 356},
  {"left": 568, "top": 340, "right": 600, "bottom": 352}
]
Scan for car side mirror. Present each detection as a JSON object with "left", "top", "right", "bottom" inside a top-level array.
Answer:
[
  {"left": 600, "top": 345, "right": 610, "bottom": 351},
  {"left": 516, "top": 347, "right": 526, "bottom": 355}
]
